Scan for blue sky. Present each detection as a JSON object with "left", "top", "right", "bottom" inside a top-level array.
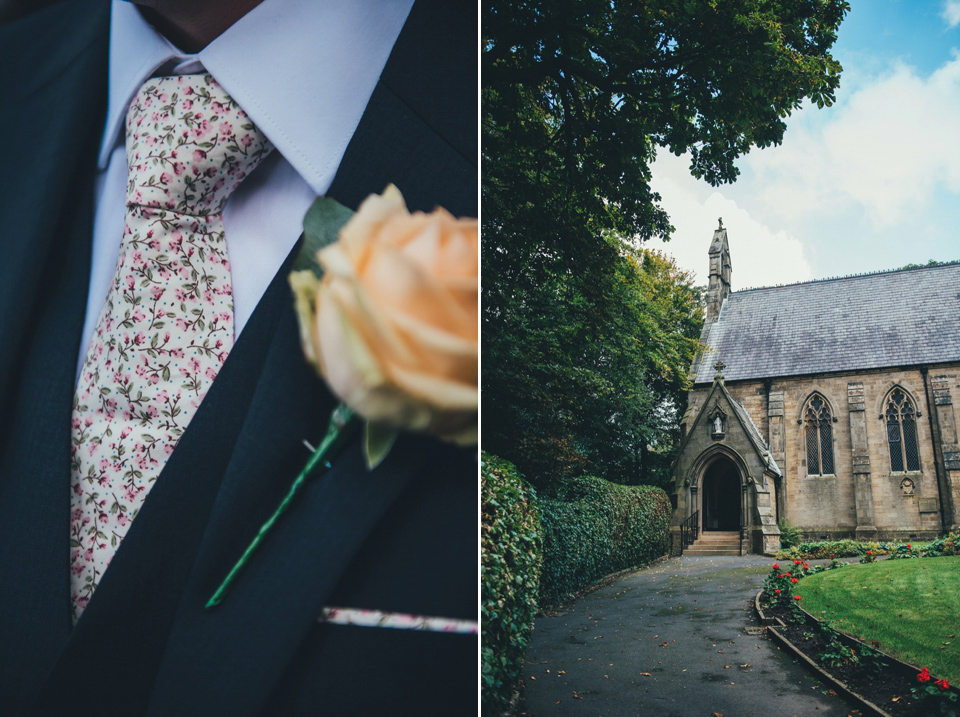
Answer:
[{"left": 651, "top": 0, "right": 960, "bottom": 291}]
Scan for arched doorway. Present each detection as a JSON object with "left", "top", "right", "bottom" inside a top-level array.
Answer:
[{"left": 702, "top": 458, "right": 741, "bottom": 531}]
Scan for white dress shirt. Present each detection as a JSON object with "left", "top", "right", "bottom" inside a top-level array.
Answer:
[{"left": 78, "top": 0, "right": 414, "bottom": 381}]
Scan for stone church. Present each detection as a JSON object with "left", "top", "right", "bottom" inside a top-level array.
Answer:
[{"left": 670, "top": 223, "right": 960, "bottom": 556}]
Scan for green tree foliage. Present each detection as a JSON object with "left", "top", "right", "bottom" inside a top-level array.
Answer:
[
  {"left": 483, "top": 0, "right": 848, "bottom": 486},
  {"left": 485, "top": 239, "right": 703, "bottom": 487},
  {"left": 484, "top": 0, "right": 848, "bottom": 245},
  {"left": 899, "top": 259, "right": 958, "bottom": 270}
]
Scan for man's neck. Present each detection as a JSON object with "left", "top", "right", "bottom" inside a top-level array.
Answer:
[{"left": 132, "top": 0, "right": 263, "bottom": 53}]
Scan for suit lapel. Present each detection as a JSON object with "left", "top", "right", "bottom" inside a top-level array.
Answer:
[
  {"left": 0, "top": 1, "right": 109, "bottom": 710},
  {"left": 146, "top": 308, "right": 427, "bottom": 715}
]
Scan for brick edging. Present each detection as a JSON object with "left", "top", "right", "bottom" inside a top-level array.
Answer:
[{"left": 755, "top": 590, "right": 893, "bottom": 717}]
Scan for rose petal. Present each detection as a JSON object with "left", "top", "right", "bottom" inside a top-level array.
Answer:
[
  {"left": 314, "top": 283, "right": 387, "bottom": 406},
  {"left": 386, "top": 311, "right": 476, "bottom": 383},
  {"left": 365, "top": 245, "right": 473, "bottom": 338},
  {"left": 325, "top": 274, "right": 419, "bottom": 368},
  {"left": 387, "top": 364, "right": 477, "bottom": 412},
  {"left": 316, "top": 241, "right": 357, "bottom": 279}
]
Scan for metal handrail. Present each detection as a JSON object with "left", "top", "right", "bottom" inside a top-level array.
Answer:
[
  {"left": 739, "top": 512, "right": 744, "bottom": 556},
  {"left": 679, "top": 510, "right": 699, "bottom": 554}
]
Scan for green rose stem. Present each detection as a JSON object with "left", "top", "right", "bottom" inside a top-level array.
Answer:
[{"left": 205, "top": 403, "right": 360, "bottom": 609}]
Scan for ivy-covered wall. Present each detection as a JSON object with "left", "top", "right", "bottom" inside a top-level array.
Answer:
[
  {"left": 481, "top": 453, "right": 542, "bottom": 717},
  {"left": 481, "top": 460, "right": 672, "bottom": 715},
  {"left": 538, "top": 476, "right": 671, "bottom": 609}
]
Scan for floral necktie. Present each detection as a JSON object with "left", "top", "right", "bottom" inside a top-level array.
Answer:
[{"left": 70, "top": 74, "right": 273, "bottom": 620}]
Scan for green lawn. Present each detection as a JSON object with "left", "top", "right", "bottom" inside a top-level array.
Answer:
[{"left": 796, "top": 557, "right": 960, "bottom": 683}]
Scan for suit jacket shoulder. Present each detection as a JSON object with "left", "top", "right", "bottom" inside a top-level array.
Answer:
[
  {"left": 0, "top": 1, "right": 109, "bottom": 713},
  {"left": 327, "top": 0, "right": 477, "bottom": 219}
]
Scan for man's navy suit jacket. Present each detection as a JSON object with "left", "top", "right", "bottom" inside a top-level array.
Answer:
[{"left": 0, "top": 1, "right": 477, "bottom": 714}]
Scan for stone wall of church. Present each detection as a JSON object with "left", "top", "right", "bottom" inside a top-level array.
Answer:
[{"left": 686, "top": 363, "right": 960, "bottom": 540}]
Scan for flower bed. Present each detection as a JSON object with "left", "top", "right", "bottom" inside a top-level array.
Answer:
[
  {"left": 775, "top": 533, "right": 959, "bottom": 561},
  {"left": 757, "top": 559, "right": 959, "bottom": 716}
]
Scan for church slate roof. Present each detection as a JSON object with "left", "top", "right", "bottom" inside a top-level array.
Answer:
[{"left": 693, "top": 262, "right": 960, "bottom": 384}]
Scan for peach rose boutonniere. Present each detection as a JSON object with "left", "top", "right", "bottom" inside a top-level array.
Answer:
[
  {"left": 206, "top": 186, "right": 477, "bottom": 608},
  {"left": 294, "top": 183, "right": 478, "bottom": 451}
]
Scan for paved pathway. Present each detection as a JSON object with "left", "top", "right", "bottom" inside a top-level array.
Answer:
[{"left": 519, "top": 556, "right": 861, "bottom": 717}]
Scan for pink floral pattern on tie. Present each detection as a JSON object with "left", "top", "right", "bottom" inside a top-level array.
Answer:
[{"left": 70, "top": 74, "right": 273, "bottom": 621}]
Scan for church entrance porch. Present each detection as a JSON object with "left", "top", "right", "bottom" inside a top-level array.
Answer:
[
  {"left": 681, "top": 455, "right": 747, "bottom": 556},
  {"left": 703, "top": 458, "right": 741, "bottom": 531},
  {"left": 670, "top": 368, "right": 783, "bottom": 556}
]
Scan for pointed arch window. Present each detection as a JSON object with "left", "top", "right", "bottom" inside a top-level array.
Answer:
[
  {"left": 885, "top": 388, "right": 920, "bottom": 472},
  {"left": 804, "top": 395, "right": 834, "bottom": 475}
]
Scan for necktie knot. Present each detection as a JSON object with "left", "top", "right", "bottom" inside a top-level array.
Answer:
[{"left": 125, "top": 74, "right": 273, "bottom": 216}]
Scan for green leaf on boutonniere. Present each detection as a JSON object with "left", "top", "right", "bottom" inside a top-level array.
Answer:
[
  {"left": 294, "top": 197, "right": 355, "bottom": 279},
  {"left": 364, "top": 422, "right": 399, "bottom": 470}
]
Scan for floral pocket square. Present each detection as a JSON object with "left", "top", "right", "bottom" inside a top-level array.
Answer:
[{"left": 319, "top": 607, "right": 478, "bottom": 634}]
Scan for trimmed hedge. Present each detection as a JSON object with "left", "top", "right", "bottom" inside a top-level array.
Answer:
[
  {"left": 777, "top": 539, "right": 879, "bottom": 560},
  {"left": 481, "top": 453, "right": 542, "bottom": 717},
  {"left": 538, "top": 475, "right": 670, "bottom": 609},
  {"left": 775, "top": 532, "right": 960, "bottom": 560}
]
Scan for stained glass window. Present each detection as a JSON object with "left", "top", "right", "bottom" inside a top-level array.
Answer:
[{"left": 804, "top": 394, "right": 834, "bottom": 475}]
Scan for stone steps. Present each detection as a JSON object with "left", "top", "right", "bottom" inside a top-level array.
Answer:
[{"left": 684, "top": 531, "right": 742, "bottom": 556}]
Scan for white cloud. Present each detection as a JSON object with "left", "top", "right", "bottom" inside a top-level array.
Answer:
[
  {"left": 943, "top": 0, "right": 960, "bottom": 28},
  {"left": 745, "top": 54, "right": 960, "bottom": 230},
  {"left": 648, "top": 49, "right": 960, "bottom": 284},
  {"left": 649, "top": 153, "right": 814, "bottom": 291}
]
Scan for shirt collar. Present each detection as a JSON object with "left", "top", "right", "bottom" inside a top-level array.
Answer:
[{"left": 101, "top": 0, "right": 414, "bottom": 194}]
